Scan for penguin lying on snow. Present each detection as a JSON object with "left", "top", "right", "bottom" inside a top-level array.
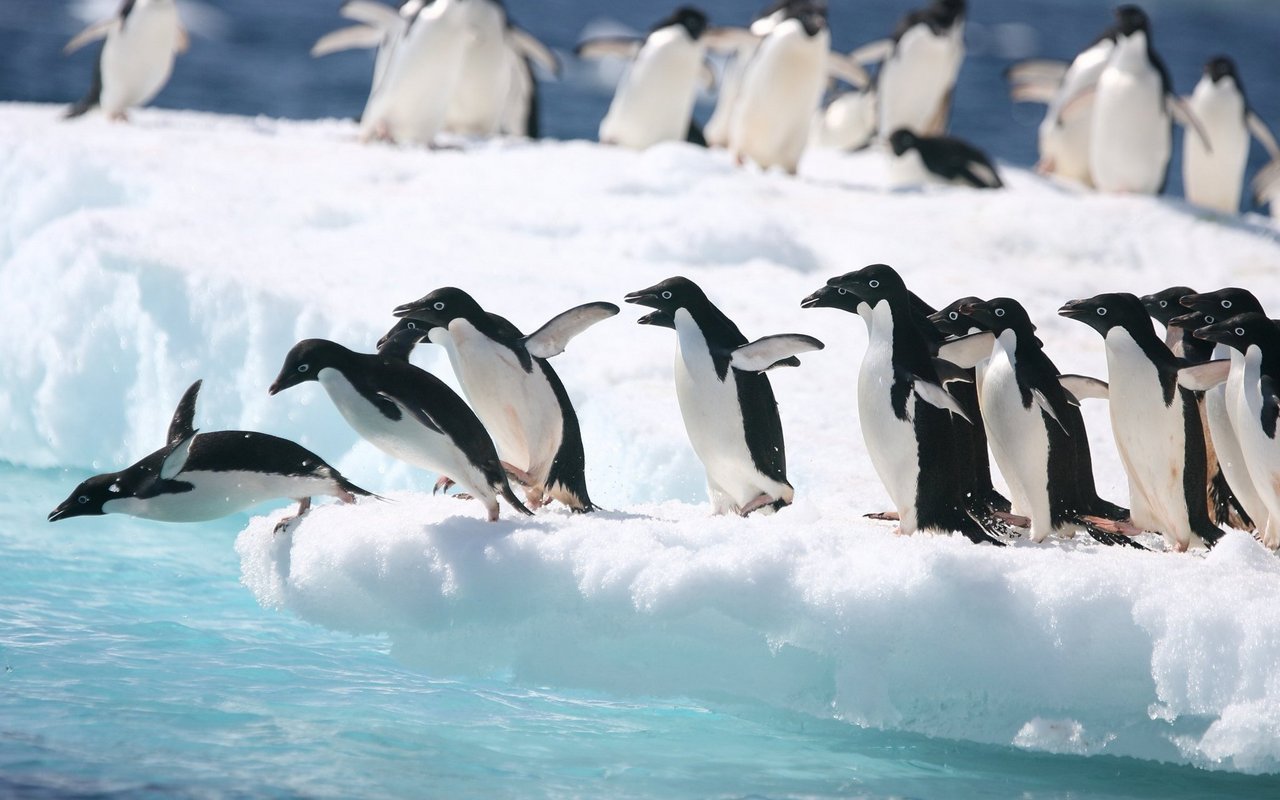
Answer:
[
  {"left": 625, "top": 277, "right": 823, "bottom": 516},
  {"left": 888, "top": 129, "right": 1003, "bottom": 189},
  {"left": 393, "top": 289, "right": 618, "bottom": 512},
  {"left": 1059, "top": 294, "right": 1222, "bottom": 551},
  {"left": 49, "top": 380, "right": 370, "bottom": 531},
  {"left": 270, "top": 336, "right": 531, "bottom": 522},
  {"left": 64, "top": 0, "right": 189, "bottom": 120}
]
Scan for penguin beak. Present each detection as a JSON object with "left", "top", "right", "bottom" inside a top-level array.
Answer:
[
  {"left": 635, "top": 310, "right": 668, "bottom": 327},
  {"left": 623, "top": 287, "right": 663, "bottom": 309},
  {"left": 1179, "top": 293, "right": 1212, "bottom": 312},
  {"left": 1057, "top": 299, "right": 1093, "bottom": 320},
  {"left": 799, "top": 287, "right": 826, "bottom": 308},
  {"left": 1168, "top": 311, "right": 1203, "bottom": 329},
  {"left": 48, "top": 496, "right": 80, "bottom": 522},
  {"left": 392, "top": 298, "right": 444, "bottom": 325}
]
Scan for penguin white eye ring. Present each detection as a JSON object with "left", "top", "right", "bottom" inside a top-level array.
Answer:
[
  {"left": 949, "top": 311, "right": 958, "bottom": 320},
  {"left": 869, "top": 280, "right": 881, "bottom": 288},
  {"left": 78, "top": 495, "right": 89, "bottom": 504},
  {"left": 1097, "top": 308, "right": 1108, "bottom": 316},
  {"left": 1159, "top": 301, "right": 1168, "bottom": 308},
  {"left": 995, "top": 308, "right": 1006, "bottom": 317},
  {"left": 838, "top": 288, "right": 848, "bottom": 296},
  {"left": 1223, "top": 300, "right": 1233, "bottom": 309},
  {"left": 662, "top": 291, "right": 673, "bottom": 300},
  {"left": 1235, "top": 327, "right": 1246, "bottom": 336},
  {"left": 297, "top": 364, "right": 310, "bottom": 373},
  {"left": 1205, "top": 315, "right": 1216, "bottom": 324},
  {"left": 434, "top": 302, "right": 446, "bottom": 311},
  {"left": 406, "top": 321, "right": 418, "bottom": 329}
]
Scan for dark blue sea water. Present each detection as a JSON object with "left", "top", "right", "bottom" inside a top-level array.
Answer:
[{"left": 3, "top": 0, "right": 1280, "bottom": 199}]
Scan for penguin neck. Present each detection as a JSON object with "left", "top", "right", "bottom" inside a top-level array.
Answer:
[{"left": 676, "top": 300, "right": 748, "bottom": 350}]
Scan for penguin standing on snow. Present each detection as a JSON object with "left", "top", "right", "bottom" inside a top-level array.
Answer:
[
  {"left": 393, "top": 289, "right": 618, "bottom": 512},
  {"left": 48, "top": 380, "right": 370, "bottom": 531},
  {"left": 625, "top": 277, "right": 823, "bottom": 516},
  {"left": 577, "top": 7, "right": 713, "bottom": 149},
  {"left": 802, "top": 264, "right": 1007, "bottom": 545},
  {"left": 1193, "top": 314, "right": 1280, "bottom": 549},
  {"left": 887, "top": 128, "right": 1003, "bottom": 189},
  {"left": 1059, "top": 294, "right": 1222, "bottom": 550},
  {"left": 1182, "top": 56, "right": 1280, "bottom": 214},
  {"left": 64, "top": 0, "right": 189, "bottom": 120},
  {"left": 269, "top": 338, "right": 531, "bottom": 522},
  {"left": 941, "top": 299, "right": 1138, "bottom": 546}
]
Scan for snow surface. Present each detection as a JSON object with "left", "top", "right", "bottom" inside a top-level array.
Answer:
[{"left": 5, "top": 103, "right": 1280, "bottom": 773}]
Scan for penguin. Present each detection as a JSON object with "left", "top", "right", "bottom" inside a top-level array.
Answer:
[
  {"left": 812, "top": 87, "right": 878, "bottom": 153},
  {"left": 1253, "top": 158, "right": 1280, "bottom": 217},
  {"left": 1084, "top": 5, "right": 1208, "bottom": 195},
  {"left": 851, "top": 0, "right": 965, "bottom": 139},
  {"left": 48, "top": 380, "right": 370, "bottom": 531},
  {"left": 1141, "top": 286, "right": 1215, "bottom": 363},
  {"left": 801, "top": 265, "right": 1007, "bottom": 545},
  {"left": 624, "top": 277, "right": 823, "bottom": 516},
  {"left": 942, "top": 299, "right": 1139, "bottom": 547},
  {"left": 64, "top": 0, "right": 189, "bottom": 120},
  {"left": 1005, "top": 25, "right": 1117, "bottom": 186},
  {"left": 1180, "top": 288, "right": 1271, "bottom": 536},
  {"left": 1182, "top": 56, "right": 1280, "bottom": 214},
  {"left": 1058, "top": 293, "right": 1222, "bottom": 550},
  {"left": 1192, "top": 314, "right": 1280, "bottom": 549},
  {"left": 576, "top": 7, "right": 713, "bottom": 150},
  {"left": 887, "top": 128, "right": 1003, "bottom": 189},
  {"left": 392, "top": 289, "right": 618, "bottom": 511},
  {"left": 269, "top": 338, "right": 532, "bottom": 522},
  {"left": 498, "top": 27, "right": 560, "bottom": 138}
]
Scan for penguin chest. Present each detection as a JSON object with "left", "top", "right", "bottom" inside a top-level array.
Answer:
[
  {"left": 878, "top": 26, "right": 962, "bottom": 134},
  {"left": 317, "top": 370, "right": 468, "bottom": 478},
  {"left": 601, "top": 32, "right": 702, "bottom": 148},
  {"left": 106, "top": 470, "right": 329, "bottom": 522},
  {"left": 731, "top": 32, "right": 827, "bottom": 167},
  {"left": 1234, "top": 353, "right": 1280, "bottom": 515},
  {"left": 365, "top": 13, "right": 470, "bottom": 143},
  {"left": 444, "top": 4, "right": 509, "bottom": 134},
  {"left": 1183, "top": 82, "right": 1249, "bottom": 212},
  {"left": 856, "top": 315, "right": 919, "bottom": 514},
  {"left": 449, "top": 322, "right": 562, "bottom": 476},
  {"left": 100, "top": 4, "right": 181, "bottom": 113},
  {"left": 1091, "top": 63, "right": 1170, "bottom": 192},
  {"left": 980, "top": 342, "right": 1052, "bottom": 535}
]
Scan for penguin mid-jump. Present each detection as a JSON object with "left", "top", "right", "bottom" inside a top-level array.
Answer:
[
  {"left": 49, "top": 380, "right": 370, "bottom": 531},
  {"left": 1059, "top": 293, "right": 1222, "bottom": 550},
  {"left": 625, "top": 276, "right": 823, "bottom": 516},
  {"left": 393, "top": 288, "right": 618, "bottom": 512},
  {"left": 64, "top": 0, "right": 189, "bottom": 120}
]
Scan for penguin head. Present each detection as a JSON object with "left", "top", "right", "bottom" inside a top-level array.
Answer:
[
  {"left": 800, "top": 284, "right": 864, "bottom": 314},
  {"left": 1205, "top": 55, "right": 1239, "bottom": 85},
  {"left": 48, "top": 473, "right": 121, "bottom": 522},
  {"left": 955, "top": 298, "right": 1035, "bottom": 336},
  {"left": 658, "top": 6, "right": 709, "bottom": 40},
  {"left": 1140, "top": 286, "right": 1197, "bottom": 326},
  {"left": 635, "top": 309, "right": 676, "bottom": 329},
  {"left": 825, "top": 263, "right": 907, "bottom": 306},
  {"left": 376, "top": 319, "right": 434, "bottom": 360},
  {"left": 624, "top": 276, "right": 708, "bottom": 315},
  {"left": 1114, "top": 5, "right": 1149, "bottom": 38},
  {"left": 888, "top": 129, "right": 919, "bottom": 156},
  {"left": 931, "top": 0, "right": 966, "bottom": 26},
  {"left": 1194, "top": 313, "right": 1279, "bottom": 354},
  {"left": 1167, "top": 308, "right": 1216, "bottom": 331},
  {"left": 928, "top": 296, "right": 988, "bottom": 336},
  {"left": 1058, "top": 293, "right": 1147, "bottom": 337},
  {"left": 1179, "top": 287, "right": 1265, "bottom": 319},
  {"left": 393, "top": 287, "right": 487, "bottom": 328},
  {"left": 782, "top": 1, "right": 828, "bottom": 37},
  {"left": 269, "top": 339, "right": 348, "bottom": 396}
]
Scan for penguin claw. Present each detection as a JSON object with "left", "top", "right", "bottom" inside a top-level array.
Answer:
[
  {"left": 434, "top": 476, "right": 456, "bottom": 495},
  {"left": 994, "top": 511, "right": 1032, "bottom": 528},
  {"left": 501, "top": 462, "right": 536, "bottom": 488},
  {"left": 864, "top": 511, "right": 900, "bottom": 521}
]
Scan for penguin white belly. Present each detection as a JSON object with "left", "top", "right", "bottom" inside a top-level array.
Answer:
[
  {"left": 877, "top": 26, "right": 962, "bottom": 137},
  {"left": 1104, "top": 330, "right": 1193, "bottom": 546},
  {"left": 1090, "top": 68, "right": 1170, "bottom": 194},
  {"left": 672, "top": 312, "right": 786, "bottom": 513},
  {"left": 1206, "top": 374, "right": 1269, "bottom": 532},
  {"left": 317, "top": 369, "right": 488, "bottom": 496},
  {"left": 980, "top": 339, "right": 1054, "bottom": 542},
  {"left": 704, "top": 46, "right": 755, "bottom": 148},
  {"left": 445, "top": 5, "right": 509, "bottom": 136},
  {"left": 447, "top": 321, "right": 562, "bottom": 482},
  {"left": 813, "top": 90, "right": 877, "bottom": 151},
  {"left": 857, "top": 305, "right": 921, "bottom": 533},
  {"left": 1183, "top": 83, "right": 1248, "bottom": 213},
  {"left": 362, "top": 15, "right": 470, "bottom": 144},
  {"left": 499, "top": 47, "right": 533, "bottom": 136},
  {"left": 106, "top": 471, "right": 333, "bottom": 522},
  {"left": 1234, "top": 353, "right": 1280, "bottom": 549},
  {"left": 1037, "top": 43, "right": 1111, "bottom": 185},
  {"left": 99, "top": 6, "right": 181, "bottom": 116},
  {"left": 599, "top": 32, "right": 702, "bottom": 150},
  {"left": 730, "top": 32, "right": 827, "bottom": 173}
]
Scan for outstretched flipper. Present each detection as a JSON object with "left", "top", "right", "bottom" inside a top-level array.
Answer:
[
  {"left": 729, "top": 334, "right": 824, "bottom": 372},
  {"left": 1059, "top": 374, "right": 1109, "bottom": 401},
  {"left": 1177, "top": 360, "right": 1231, "bottom": 392},
  {"left": 523, "top": 302, "right": 620, "bottom": 359},
  {"left": 64, "top": 18, "right": 116, "bottom": 54},
  {"left": 937, "top": 331, "right": 995, "bottom": 370},
  {"left": 575, "top": 37, "right": 642, "bottom": 60},
  {"left": 508, "top": 27, "right": 560, "bottom": 76},
  {"left": 312, "top": 24, "right": 384, "bottom": 57},
  {"left": 1168, "top": 95, "right": 1212, "bottom": 153},
  {"left": 167, "top": 380, "right": 203, "bottom": 446}
]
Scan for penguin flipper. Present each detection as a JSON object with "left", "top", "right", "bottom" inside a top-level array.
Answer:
[
  {"left": 911, "top": 378, "right": 971, "bottom": 424},
  {"left": 340, "top": 0, "right": 404, "bottom": 28},
  {"left": 1059, "top": 374, "right": 1108, "bottom": 401},
  {"left": 167, "top": 380, "right": 203, "bottom": 446},
  {"left": 524, "top": 302, "right": 620, "bottom": 359},
  {"left": 827, "top": 53, "right": 871, "bottom": 90},
  {"left": 507, "top": 27, "right": 560, "bottom": 77},
  {"left": 312, "top": 24, "right": 384, "bottom": 57},
  {"left": 1246, "top": 111, "right": 1280, "bottom": 162},
  {"left": 65, "top": 57, "right": 104, "bottom": 119},
  {"left": 730, "top": 334, "right": 825, "bottom": 372},
  {"left": 64, "top": 19, "right": 115, "bottom": 55},
  {"left": 160, "top": 429, "right": 199, "bottom": 480},
  {"left": 702, "top": 26, "right": 757, "bottom": 55},
  {"left": 1005, "top": 59, "right": 1068, "bottom": 94},
  {"left": 1168, "top": 95, "right": 1212, "bottom": 154},
  {"left": 1260, "top": 374, "right": 1280, "bottom": 439},
  {"left": 930, "top": 358, "right": 973, "bottom": 386},
  {"left": 574, "top": 37, "right": 642, "bottom": 61},
  {"left": 1252, "top": 158, "right": 1280, "bottom": 205},
  {"left": 848, "top": 39, "right": 894, "bottom": 66},
  {"left": 1031, "top": 388, "right": 1068, "bottom": 433},
  {"left": 936, "top": 331, "right": 994, "bottom": 370},
  {"left": 1176, "top": 360, "right": 1231, "bottom": 392}
]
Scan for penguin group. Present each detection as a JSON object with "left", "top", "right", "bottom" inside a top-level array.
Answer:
[
  {"left": 50, "top": 272, "right": 1280, "bottom": 555},
  {"left": 59, "top": 1, "right": 1280, "bottom": 214}
]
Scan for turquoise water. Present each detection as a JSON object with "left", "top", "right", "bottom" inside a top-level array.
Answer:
[{"left": 4, "top": 464, "right": 1278, "bottom": 799}]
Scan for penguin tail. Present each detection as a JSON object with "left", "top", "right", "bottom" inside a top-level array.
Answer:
[
  {"left": 334, "top": 471, "right": 384, "bottom": 503},
  {"left": 499, "top": 479, "right": 535, "bottom": 516},
  {"left": 686, "top": 119, "right": 708, "bottom": 148},
  {"left": 1076, "top": 516, "right": 1149, "bottom": 550},
  {"left": 1209, "top": 467, "right": 1254, "bottom": 531},
  {"left": 951, "top": 499, "right": 1010, "bottom": 546},
  {"left": 65, "top": 58, "right": 103, "bottom": 119}
]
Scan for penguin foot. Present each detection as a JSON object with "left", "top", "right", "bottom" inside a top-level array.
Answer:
[
  {"left": 336, "top": 488, "right": 357, "bottom": 504},
  {"left": 739, "top": 493, "right": 782, "bottom": 516},
  {"left": 452, "top": 493, "right": 474, "bottom": 501},
  {"left": 274, "top": 497, "right": 312, "bottom": 535},
  {"left": 433, "top": 477, "right": 456, "bottom": 495},
  {"left": 108, "top": 111, "right": 129, "bottom": 123},
  {"left": 501, "top": 462, "right": 536, "bottom": 488},
  {"left": 864, "top": 511, "right": 900, "bottom": 521},
  {"left": 995, "top": 511, "right": 1032, "bottom": 528},
  {"left": 1078, "top": 515, "right": 1146, "bottom": 537}
]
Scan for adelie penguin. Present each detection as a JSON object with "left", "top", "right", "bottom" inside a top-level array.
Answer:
[
  {"left": 64, "top": 0, "right": 189, "bottom": 120},
  {"left": 49, "top": 380, "right": 370, "bottom": 531},
  {"left": 269, "top": 337, "right": 532, "bottom": 522},
  {"left": 888, "top": 129, "right": 1003, "bottom": 189},
  {"left": 625, "top": 277, "right": 822, "bottom": 516},
  {"left": 802, "top": 264, "right": 1008, "bottom": 545},
  {"left": 1192, "top": 314, "right": 1280, "bottom": 550},
  {"left": 1059, "top": 293, "right": 1222, "bottom": 551},
  {"left": 940, "top": 299, "right": 1140, "bottom": 547},
  {"left": 393, "top": 288, "right": 618, "bottom": 512}
]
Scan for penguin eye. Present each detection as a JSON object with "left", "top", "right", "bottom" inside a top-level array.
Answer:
[
  {"left": 1222, "top": 300, "right": 1233, "bottom": 309},
  {"left": 1235, "top": 327, "right": 1245, "bottom": 336},
  {"left": 77, "top": 495, "right": 89, "bottom": 504},
  {"left": 1097, "top": 308, "right": 1108, "bottom": 316},
  {"left": 406, "top": 322, "right": 417, "bottom": 330},
  {"left": 662, "top": 291, "right": 673, "bottom": 300},
  {"left": 949, "top": 311, "right": 958, "bottom": 320},
  {"left": 1205, "top": 315, "right": 1216, "bottom": 324},
  {"left": 994, "top": 308, "right": 1006, "bottom": 317},
  {"left": 297, "top": 364, "right": 310, "bottom": 373},
  {"left": 868, "top": 280, "right": 880, "bottom": 288},
  {"left": 433, "top": 301, "right": 445, "bottom": 311},
  {"left": 1159, "top": 301, "right": 1168, "bottom": 308}
]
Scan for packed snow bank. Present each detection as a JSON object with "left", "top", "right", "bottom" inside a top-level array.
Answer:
[{"left": 5, "top": 104, "right": 1280, "bottom": 772}]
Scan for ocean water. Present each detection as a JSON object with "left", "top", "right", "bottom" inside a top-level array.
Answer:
[{"left": 4, "top": 465, "right": 1278, "bottom": 798}]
